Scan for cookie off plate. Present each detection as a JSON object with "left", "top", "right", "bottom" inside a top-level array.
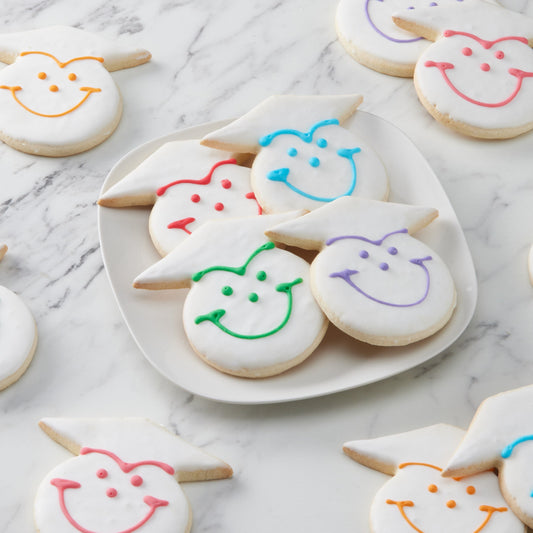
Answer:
[{"left": 98, "top": 112, "right": 477, "bottom": 404}]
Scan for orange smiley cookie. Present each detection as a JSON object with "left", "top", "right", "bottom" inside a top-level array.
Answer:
[
  {"left": 344, "top": 424, "right": 526, "bottom": 533},
  {"left": 0, "top": 26, "right": 150, "bottom": 156}
]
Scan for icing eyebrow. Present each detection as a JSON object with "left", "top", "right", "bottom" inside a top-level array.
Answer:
[
  {"left": 20, "top": 51, "right": 104, "bottom": 67},
  {"left": 258, "top": 118, "right": 340, "bottom": 147}
]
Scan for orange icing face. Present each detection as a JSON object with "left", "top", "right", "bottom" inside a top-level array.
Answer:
[
  {"left": 379, "top": 463, "right": 508, "bottom": 533},
  {"left": 0, "top": 51, "right": 105, "bottom": 117}
]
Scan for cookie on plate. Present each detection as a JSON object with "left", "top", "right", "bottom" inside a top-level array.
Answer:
[
  {"left": 35, "top": 417, "right": 232, "bottom": 533},
  {"left": 98, "top": 140, "right": 260, "bottom": 256},
  {"left": 201, "top": 94, "right": 389, "bottom": 213},
  {"left": 134, "top": 213, "right": 328, "bottom": 378},
  {"left": 336, "top": 0, "right": 467, "bottom": 77},
  {"left": 0, "top": 244, "right": 38, "bottom": 391},
  {"left": 267, "top": 197, "right": 456, "bottom": 346},
  {"left": 443, "top": 384, "right": 533, "bottom": 528},
  {"left": 344, "top": 424, "right": 525, "bottom": 533},
  {"left": 393, "top": 0, "right": 533, "bottom": 138},
  {"left": 0, "top": 25, "right": 150, "bottom": 156}
]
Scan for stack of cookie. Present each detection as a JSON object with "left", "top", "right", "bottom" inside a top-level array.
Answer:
[
  {"left": 337, "top": 0, "right": 533, "bottom": 139},
  {"left": 99, "top": 94, "right": 457, "bottom": 378}
]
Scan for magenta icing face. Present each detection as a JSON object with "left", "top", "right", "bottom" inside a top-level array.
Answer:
[
  {"left": 326, "top": 230, "right": 432, "bottom": 307},
  {"left": 424, "top": 31, "right": 533, "bottom": 107},
  {"left": 47, "top": 448, "right": 177, "bottom": 533}
]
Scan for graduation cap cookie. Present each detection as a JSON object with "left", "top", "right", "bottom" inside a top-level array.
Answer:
[
  {"left": 393, "top": 0, "right": 533, "bottom": 138},
  {"left": 99, "top": 140, "right": 261, "bottom": 256},
  {"left": 134, "top": 213, "right": 328, "bottom": 378},
  {"left": 0, "top": 244, "right": 38, "bottom": 390},
  {"left": 0, "top": 25, "right": 150, "bottom": 156},
  {"left": 266, "top": 197, "right": 456, "bottom": 346},
  {"left": 201, "top": 95, "right": 389, "bottom": 213},
  {"left": 344, "top": 424, "right": 525, "bottom": 533},
  {"left": 35, "top": 417, "right": 233, "bottom": 533},
  {"left": 443, "top": 384, "right": 533, "bottom": 528}
]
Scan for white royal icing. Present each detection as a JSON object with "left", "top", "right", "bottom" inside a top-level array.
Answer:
[
  {"left": 267, "top": 197, "right": 456, "bottom": 345},
  {"left": 443, "top": 384, "right": 533, "bottom": 528},
  {"left": 345, "top": 425, "right": 524, "bottom": 533},
  {"left": 100, "top": 140, "right": 260, "bottom": 256},
  {"left": 528, "top": 244, "right": 533, "bottom": 286},
  {"left": 0, "top": 285, "right": 36, "bottom": 388},
  {"left": 135, "top": 213, "right": 328, "bottom": 376}
]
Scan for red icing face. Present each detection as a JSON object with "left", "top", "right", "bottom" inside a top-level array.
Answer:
[
  {"left": 49, "top": 448, "right": 175, "bottom": 533},
  {"left": 424, "top": 31, "right": 533, "bottom": 107}
]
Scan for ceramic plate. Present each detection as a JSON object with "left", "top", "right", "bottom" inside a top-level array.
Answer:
[{"left": 98, "top": 112, "right": 477, "bottom": 404}]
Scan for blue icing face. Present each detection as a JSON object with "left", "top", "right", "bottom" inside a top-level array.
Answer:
[{"left": 258, "top": 119, "right": 361, "bottom": 203}]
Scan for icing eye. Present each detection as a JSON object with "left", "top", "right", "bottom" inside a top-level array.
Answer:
[
  {"left": 387, "top": 247, "right": 398, "bottom": 255},
  {"left": 191, "top": 194, "right": 200, "bottom": 203},
  {"left": 495, "top": 51, "right": 504, "bottom": 60},
  {"left": 462, "top": 47, "right": 472, "bottom": 56},
  {"left": 96, "top": 469, "right": 108, "bottom": 479},
  {"left": 106, "top": 488, "right": 118, "bottom": 498},
  {"left": 428, "top": 484, "right": 438, "bottom": 493},
  {"left": 256, "top": 271, "right": 267, "bottom": 281},
  {"left": 68, "top": 73, "right": 77, "bottom": 81},
  {"left": 309, "top": 157, "right": 320, "bottom": 168},
  {"left": 248, "top": 292, "right": 259, "bottom": 303},
  {"left": 288, "top": 147, "right": 297, "bottom": 157},
  {"left": 316, "top": 138, "right": 327, "bottom": 148},
  {"left": 221, "top": 179, "right": 232, "bottom": 189},
  {"left": 446, "top": 500, "right": 456, "bottom": 509},
  {"left": 221, "top": 286, "right": 233, "bottom": 296},
  {"left": 466, "top": 485, "right": 476, "bottom": 495},
  {"left": 359, "top": 250, "right": 369, "bottom": 259},
  {"left": 214, "top": 202, "right": 224, "bottom": 211},
  {"left": 480, "top": 63, "right": 490, "bottom": 72},
  {"left": 37, "top": 72, "right": 47, "bottom": 80},
  {"left": 49, "top": 84, "right": 59, "bottom": 92},
  {"left": 131, "top": 475, "right": 143, "bottom": 487},
  {"left": 379, "top": 262, "right": 389, "bottom": 271}
]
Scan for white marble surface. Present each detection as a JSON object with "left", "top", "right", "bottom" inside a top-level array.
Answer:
[{"left": 2, "top": 0, "right": 533, "bottom": 531}]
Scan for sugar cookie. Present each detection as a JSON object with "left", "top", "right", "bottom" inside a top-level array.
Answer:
[
  {"left": 0, "top": 244, "right": 38, "bottom": 390},
  {"left": 98, "top": 140, "right": 260, "bottom": 256},
  {"left": 201, "top": 95, "right": 389, "bottom": 213},
  {"left": 443, "top": 384, "right": 533, "bottom": 528},
  {"left": 344, "top": 424, "right": 525, "bottom": 533},
  {"left": 394, "top": 0, "right": 533, "bottom": 138},
  {"left": 134, "top": 213, "right": 328, "bottom": 378},
  {"left": 336, "top": 0, "right": 467, "bottom": 77},
  {"left": 528, "top": 244, "right": 533, "bottom": 285},
  {"left": 0, "top": 26, "right": 150, "bottom": 156},
  {"left": 266, "top": 197, "right": 456, "bottom": 346},
  {"left": 35, "top": 417, "right": 232, "bottom": 533}
]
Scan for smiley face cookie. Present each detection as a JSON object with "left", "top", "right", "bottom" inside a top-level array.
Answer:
[
  {"left": 35, "top": 418, "right": 232, "bottom": 533},
  {"left": 393, "top": 0, "right": 533, "bottom": 138},
  {"left": 344, "top": 424, "right": 526, "bottom": 533},
  {"left": 134, "top": 213, "right": 328, "bottom": 378},
  {"left": 201, "top": 95, "right": 389, "bottom": 213},
  {"left": 267, "top": 197, "right": 456, "bottom": 346},
  {"left": 98, "top": 140, "right": 260, "bottom": 256},
  {"left": 0, "top": 244, "right": 38, "bottom": 391},
  {"left": 336, "top": 0, "right": 467, "bottom": 77},
  {"left": 443, "top": 384, "right": 533, "bottom": 528},
  {"left": 0, "top": 26, "right": 150, "bottom": 156}
]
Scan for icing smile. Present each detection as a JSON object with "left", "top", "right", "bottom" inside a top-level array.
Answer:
[
  {"left": 0, "top": 85, "right": 102, "bottom": 117},
  {"left": 365, "top": 0, "right": 422, "bottom": 44}
]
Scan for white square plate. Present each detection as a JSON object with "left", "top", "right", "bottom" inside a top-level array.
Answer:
[{"left": 98, "top": 111, "right": 477, "bottom": 404}]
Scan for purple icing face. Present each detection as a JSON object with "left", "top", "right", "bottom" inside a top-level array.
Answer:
[{"left": 326, "top": 229, "right": 432, "bottom": 307}]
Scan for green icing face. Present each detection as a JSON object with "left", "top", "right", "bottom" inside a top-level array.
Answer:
[{"left": 192, "top": 242, "right": 303, "bottom": 340}]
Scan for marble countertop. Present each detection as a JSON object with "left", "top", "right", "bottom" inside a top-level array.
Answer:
[{"left": 2, "top": 0, "right": 533, "bottom": 531}]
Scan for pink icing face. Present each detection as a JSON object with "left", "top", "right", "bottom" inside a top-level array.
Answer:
[
  {"left": 48, "top": 448, "right": 177, "bottom": 533},
  {"left": 424, "top": 31, "right": 533, "bottom": 107}
]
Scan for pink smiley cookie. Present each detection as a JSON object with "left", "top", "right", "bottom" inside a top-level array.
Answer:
[
  {"left": 99, "top": 140, "right": 260, "bottom": 256},
  {"left": 35, "top": 418, "right": 232, "bottom": 533},
  {"left": 0, "top": 26, "right": 150, "bottom": 156},
  {"left": 394, "top": 0, "right": 533, "bottom": 138},
  {"left": 344, "top": 424, "right": 526, "bottom": 533}
]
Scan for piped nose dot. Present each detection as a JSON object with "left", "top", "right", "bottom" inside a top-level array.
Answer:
[
  {"left": 49, "top": 84, "right": 58, "bottom": 92},
  {"left": 495, "top": 51, "right": 504, "bottom": 60},
  {"left": 106, "top": 488, "right": 118, "bottom": 498},
  {"left": 214, "top": 202, "right": 224, "bottom": 211},
  {"left": 68, "top": 73, "right": 77, "bottom": 81},
  {"left": 38, "top": 72, "right": 47, "bottom": 80},
  {"left": 288, "top": 147, "right": 297, "bottom": 157},
  {"left": 309, "top": 157, "right": 320, "bottom": 168},
  {"left": 462, "top": 47, "right": 472, "bottom": 56},
  {"left": 480, "top": 63, "right": 490, "bottom": 72},
  {"left": 316, "top": 138, "right": 327, "bottom": 148},
  {"left": 428, "top": 484, "right": 438, "bottom": 493},
  {"left": 387, "top": 247, "right": 398, "bottom": 255},
  {"left": 379, "top": 262, "right": 389, "bottom": 271},
  {"left": 359, "top": 250, "right": 369, "bottom": 259},
  {"left": 446, "top": 500, "right": 456, "bottom": 509},
  {"left": 221, "top": 179, "right": 232, "bottom": 189},
  {"left": 130, "top": 475, "right": 143, "bottom": 487},
  {"left": 96, "top": 469, "right": 108, "bottom": 479},
  {"left": 191, "top": 194, "right": 200, "bottom": 203}
]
